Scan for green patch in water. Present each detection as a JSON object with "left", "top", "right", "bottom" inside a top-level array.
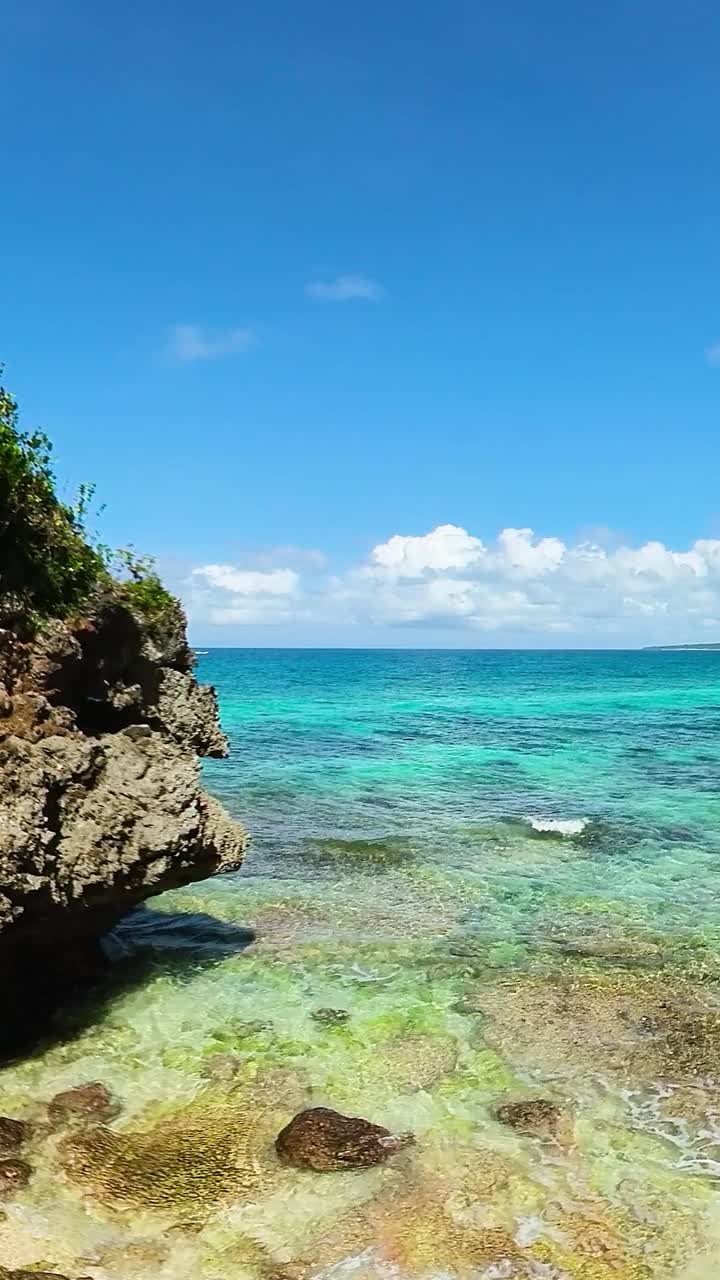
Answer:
[{"left": 307, "top": 836, "right": 417, "bottom": 871}]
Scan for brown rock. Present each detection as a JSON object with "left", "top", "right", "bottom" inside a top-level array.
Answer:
[
  {"left": 275, "top": 1107, "right": 414, "bottom": 1171},
  {"left": 48, "top": 1081, "right": 119, "bottom": 1124},
  {"left": 0, "top": 1116, "right": 31, "bottom": 1154},
  {"left": 495, "top": 1098, "right": 567, "bottom": 1140},
  {"left": 311, "top": 1008, "right": 350, "bottom": 1026},
  {"left": 231, "top": 1019, "right": 273, "bottom": 1038},
  {"left": 9, "top": 1273, "right": 70, "bottom": 1279},
  {"left": 262, "top": 1266, "right": 310, "bottom": 1280},
  {"left": 8, "top": 1273, "right": 88, "bottom": 1279},
  {"left": 0, "top": 1158, "right": 32, "bottom": 1196}
]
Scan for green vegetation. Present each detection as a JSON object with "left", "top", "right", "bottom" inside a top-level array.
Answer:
[
  {"left": 108, "top": 546, "right": 184, "bottom": 647},
  {"left": 0, "top": 377, "right": 105, "bottom": 625},
  {"left": 0, "top": 369, "right": 181, "bottom": 638}
]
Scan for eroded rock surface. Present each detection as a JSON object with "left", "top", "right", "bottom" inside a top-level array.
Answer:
[{"left": 0, "top": 598, "right": 247, "bottom": 1051}]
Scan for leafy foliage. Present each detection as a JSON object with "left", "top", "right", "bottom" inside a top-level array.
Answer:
[
  {"left": 0, "top": 370, "right": 182, "bottom": 640},
  {"left": 0, "top": 375, "right": 106, "bottom": 625},
  {"left": 109, "top": 547, "right": 186, "bottom": 648}
]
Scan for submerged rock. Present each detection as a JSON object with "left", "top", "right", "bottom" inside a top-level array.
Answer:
[
  {"left": 0, "top": 1158, "right": 32, "bottom": 1196},
  {"left": 495, "top": 1098, "right": 568, "bottom": 1140},
  {"left": 310, "top": 836, "right": 415, "bottom": 870},
  {"left": 0, "top": 1116, "right": 31, "bottom": 1154},
  {"left": 349, "top": 1033, "right": 458, "bottom": 1094},
  {"left": 275, "top": 1107, "right": 414, "bottom": 1171},
  {"left": 262, "top": 1266, "right": 311, "bottom": 1280},
  {"left": 551, "top": 936, "right": 665, "bottom": 967},
  {"left": 311, "top": 1008, "right": 350, "bottom": 1026},
  {"left": 5, "top": 1273, "right": 70, "bottom": 1280},
  {"left": 231, "top": 1019, "right": 273, "bottom": 1038},
  {"left": 48, "top": 1081, "right": 119, "bottom": 1125},
  {"left": 2, "top": 1272, "right": 94, "bottom": 1280},
  {"left": 476, "top": 970, "right": 720, "bottom": 1093},
  {"left": 202, "top": 1053, "right": 245, "bottom": 1081}
]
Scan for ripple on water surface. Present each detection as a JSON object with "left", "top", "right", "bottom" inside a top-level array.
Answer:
[{"left": 3, "top": 649, "right": 720, "bottom": 1278}]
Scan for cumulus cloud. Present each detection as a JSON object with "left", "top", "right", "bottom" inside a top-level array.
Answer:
[
  {"left": 305, "top": 274, "right": 383, "bottom": 302},
  {"left": 184, "top": 525, "right": 720, "bottom": 642},
  {"left": 495, "top": 527, "right": 566, "bottom": 575},
  {"left": 193, "top": 565, "right": 298, "bottom": 595},
  {"left": 188, "top": 565, "right": 299, "bottom": 626},
  {"left": 166, "top": 324, "right": 256, "bottom": 363},
  {"left": 370, "top": 524, "right": 484, "bottom": 576}
]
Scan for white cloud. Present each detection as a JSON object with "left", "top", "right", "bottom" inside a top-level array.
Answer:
[
  {"left": 496, "top": 527, "right": 566, "bottom": 575},
  {"left": 166, "top": 324, "right": 256, "bottom": 363},
  {"left": 188, "top": 565, "right": 299, "bottom": 626},
  {"left": 705, "top": 342, "right": 720, "bottom": 366},
  {"left": 305, "top": 274, "right": 383, "bottom": 302},
  {"left": 183, "top": 525, "right": 720, "bottom": 642},
  {"left": 192, "top": 565, "right": 298, "bottom": 595},
  {"left": 614, "top": 541, "right": 707, "bottom": 581},
  {"left": 370, "top": 524, "right": 484, "bottom": 576}
]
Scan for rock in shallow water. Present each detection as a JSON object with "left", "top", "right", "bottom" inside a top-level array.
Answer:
[
  {"left": 2, "top": 1272, "right": 94, "bottom": 1280},
  {"left": 202, "top": 1052, "right": 245, "bottom": 1081},
  {"left": 0, "top": 1117, "right": 31, "bottom": 1154},
  {"left": 4, "top": 1273, "right": 69, "bottom": 1280},
  {"left": 48, "top": 1082, "right": 119, "bottom": 1124},
  {"left": 0, "top": 1158, "right": 32, "bottom": 1196},
  {"left": 275, "top": 1107, "right": 414, "bottom": 1171},
  {"left": 311, "top": 1008, "right": 350, "bottom": 1026},
  {"left": 495, "top": 1098, "right": 567, "bottom": 1140}
]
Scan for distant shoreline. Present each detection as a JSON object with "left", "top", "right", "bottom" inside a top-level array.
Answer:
[{"left": 643, "top": 643, "right": 720, "bottom": 651}]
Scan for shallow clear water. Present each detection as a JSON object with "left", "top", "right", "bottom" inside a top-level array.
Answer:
[{"left": 4, "top": 649, "right": 720, "bottom": 1279}]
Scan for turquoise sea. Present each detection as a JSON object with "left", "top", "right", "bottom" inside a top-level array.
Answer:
[{"left": 3, "top": 649, "right": 720, "bottom": 1279}]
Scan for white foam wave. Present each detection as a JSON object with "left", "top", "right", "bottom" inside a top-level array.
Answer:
[{"left": 524, "top": 816, "right": 588, "bottom": 836}]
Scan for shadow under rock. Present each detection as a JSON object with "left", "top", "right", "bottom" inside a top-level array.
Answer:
[
  {"left": 106, "top": 904, "right": 257, "bottom": 961},
  {"left": 0, "top": 907, "right": 256, "bottom": 1064}
]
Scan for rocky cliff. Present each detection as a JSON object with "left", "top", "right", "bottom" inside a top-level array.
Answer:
[{"left": 0, "top": 593, "right": 247, "bottom": 1051}]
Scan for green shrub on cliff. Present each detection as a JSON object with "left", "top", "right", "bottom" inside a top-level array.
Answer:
[
  {"left": 0, "top": 370, "right": 183, "bottom": 641},
  {"left": 110, "top": 547, "right": 186, "bottom": 651},
  {"left": 0, "top": 375, "right": 105, "bottom": 625}
]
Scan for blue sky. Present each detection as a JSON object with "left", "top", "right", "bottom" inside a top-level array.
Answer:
[{"left": 3, "top": 0, "right": 720, "bottom": 645}]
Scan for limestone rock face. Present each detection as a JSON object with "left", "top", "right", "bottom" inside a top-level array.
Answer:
[{"left": 0, "top": 598, "right": 247, "bottom": 1048}]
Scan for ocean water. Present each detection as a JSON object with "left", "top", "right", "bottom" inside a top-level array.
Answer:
[{"left": 3, "top": 649, "right": 720, "bottom": 1278}]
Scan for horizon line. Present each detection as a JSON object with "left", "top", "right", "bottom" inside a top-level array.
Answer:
[{"left": 188, "top": 644, "right": 718, "bottom": 653}]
